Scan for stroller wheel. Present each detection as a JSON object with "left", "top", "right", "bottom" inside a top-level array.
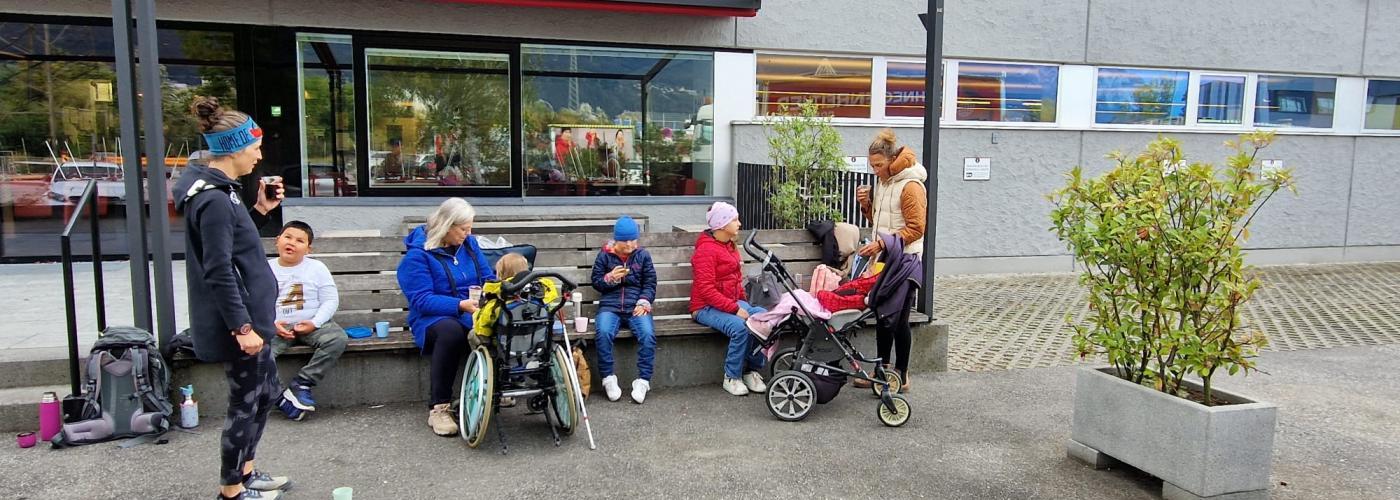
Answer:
[
  {"left": 766, "top": 370, "right": 816, "bottom": 422},
  {"left": 877, "top": 394, "right": 911, "bottom": 427},
  {"left": 767, "top": 348, "right": 797, "bottom": 379},
  {"left": 871, "top": 368, "right": 902, "bottom": 398},
  {"left": 548, "top": 344, "right": 579, "bottom": 436},
  {"left": 460, "top": 346, "right": 494, "bottom": 448}
]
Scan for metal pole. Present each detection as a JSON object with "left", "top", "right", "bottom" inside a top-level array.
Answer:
[
  {"left": 111, "top": 0, "right": 152, "bottom": 329},
  {"left": 136, "top": 0, "right": 176, "bottom": 347},
  {"left": 61, "top": 233, "right": 80, "bottom": 396},
  {"left": 90, "top": 186, "right": 107, "bottom": 333},
  {"left": 917, "top": 1, "right": 944, "bottom": 318}
]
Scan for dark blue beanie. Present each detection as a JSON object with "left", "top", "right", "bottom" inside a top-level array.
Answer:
[{"left": 613, "top": 216, "right": 640, "bottom": 241}]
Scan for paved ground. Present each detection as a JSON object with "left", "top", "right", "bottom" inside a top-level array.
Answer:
[
  {"left": 937, "top": 262, "right": 1400, "bottom": 371},
  {"left": 0, "top": 345, "right": 1395, "bottom": 499}
]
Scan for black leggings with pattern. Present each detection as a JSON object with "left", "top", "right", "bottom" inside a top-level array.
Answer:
[{"left": 220, "top": 345, "right": 280, "bottom": 486}]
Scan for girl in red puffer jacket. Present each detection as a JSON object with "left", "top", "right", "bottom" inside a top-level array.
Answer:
[{"left": 690, "top": 202, "right": 769, "bottom": 397}]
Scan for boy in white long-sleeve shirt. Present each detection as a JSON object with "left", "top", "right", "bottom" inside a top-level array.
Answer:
[{"left": 268, "top": 221, "right": 347, "bottom": 421}]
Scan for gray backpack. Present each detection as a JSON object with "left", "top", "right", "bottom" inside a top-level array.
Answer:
[{"left": 53, "top": 327, "right": 173, "bottom": 447}]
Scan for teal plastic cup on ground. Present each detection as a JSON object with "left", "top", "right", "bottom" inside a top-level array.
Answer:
[
  {"left": 332, "top": 487, "right": 353, "bottom": 500},
  {"left": 374, "top": 321, "right": 389, "bottom": 338}
]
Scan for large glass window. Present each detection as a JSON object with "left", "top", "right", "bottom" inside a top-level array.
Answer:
[
  {"left": 364, "top": 48, "right": 511, "bottom": 189},
  {"left": 522, "top": 45, "right": 714, "bottom": 196},
  {"left": 0, "top": 20, "right": 237, "bottom": 260},
  {"left": 297, "top": 34, "right": 356, "bottom": 197},
  {"left": 1365, "top": 79, "right": 1400, "bottom": 130},
  {"left": 757, "top": 54, "right": 872, "bottom": 118},
  {"left": 1196, "top": 74, "right": 1245, "bottom": 125},
  {"left": 884, "top": 61, "right": 927, "bottom": 118},
  {"left": 1254, "top": 75, "right": 1335, "bottom": 128},
  {"left": 1095, "top": 68, "right": 1188, "bottom": 125},
  {"left": 956, "top": 62, "right": 1058, "bottom": 122}
]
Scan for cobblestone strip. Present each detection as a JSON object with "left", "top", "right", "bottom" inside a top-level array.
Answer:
[{"left": 935, "top": 262, "right": 1400, "bottom": 372}]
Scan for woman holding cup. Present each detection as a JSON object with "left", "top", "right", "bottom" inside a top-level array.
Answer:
[{"left": 396, "top": 198, "right": 496, "bottom": 437}]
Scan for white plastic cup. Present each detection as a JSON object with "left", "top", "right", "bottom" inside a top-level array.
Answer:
[
  {"left": 468, "top": 285, "right": 482, "bottom": 302},
  {"left": 332, "top": 487, "right": 353, "bottom": 500},
  {"left": 574, "top": 316, "right": 588, "bottom": 333}
]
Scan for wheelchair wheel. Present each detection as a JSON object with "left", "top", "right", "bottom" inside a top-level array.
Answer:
[
  {"left": 766, "top": 370, "right": 816, "bottom": 422},
  {"left": 870, "top": 367, "right": 902, "bottom": 397},
  {"left": 877, "top": 394, "right": 911, "bottom": 427},
  {"left": 549, "top": 344, "right": 579, "bottom": 435},
  {"left": 767, "top": 347, "right": 796, "bottom": 379},
  {"left": 459, "top": 346, "right": 494, "bottom": 448}
]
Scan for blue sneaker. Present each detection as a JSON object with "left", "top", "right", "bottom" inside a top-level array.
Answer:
[
  {"left": 277, "top": 395, "right": 307, "bottom": 421},
  {"left": 282, "top": 384, "right": 316, "bottom": 412}
]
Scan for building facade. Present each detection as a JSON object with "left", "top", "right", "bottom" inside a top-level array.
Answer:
[{"left": 2, "top": 0, "right": 1397, "bottom": 273}]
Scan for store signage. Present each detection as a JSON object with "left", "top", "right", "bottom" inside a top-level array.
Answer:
[
  {"left": 963, "top": 157, "right": 991, "bottom": 181},
  {"left": 440, "top": 0, "right": 761, "bottom": 17}
]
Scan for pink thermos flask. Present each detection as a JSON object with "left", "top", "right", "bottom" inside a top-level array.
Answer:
[{"left": 39, "top": 392, "right": 61, "bottom": 441}]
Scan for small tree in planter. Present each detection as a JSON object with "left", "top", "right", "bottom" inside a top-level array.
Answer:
[
  {"left": 1050, "top": 133, "right": 1297, "bottom": 499},
  {"left": 764, "top": 100, "right": 846, "bottom": 228}
]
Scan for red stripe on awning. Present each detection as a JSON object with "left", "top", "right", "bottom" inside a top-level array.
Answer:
[{"left": 437, "top": 0, "right": 759, "bottom": 17}]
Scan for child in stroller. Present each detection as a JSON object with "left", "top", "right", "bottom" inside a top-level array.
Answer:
[
  {"left": 741, "top": 232, "right": 914, "bottom": 427},
  {"left": 459, "top": 268, "right": 583, "bottom": 451}
]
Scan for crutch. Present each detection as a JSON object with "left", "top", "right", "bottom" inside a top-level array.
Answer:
[{"left": 558, "top": 290, "right": 597, "bottom": 450}]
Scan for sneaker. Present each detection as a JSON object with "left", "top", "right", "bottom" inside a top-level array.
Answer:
[
  {"left": 630, "top": 379, "right": 650, "bottom": 404},
  {"left": 602, "top": 375, "right": 622, "bottom": 402},
  {"left": 281, "top": 384, "right": 316, "bottom": 412},
  {"left": 742, "top": 371, "right": 767, "bottom": 393},
  {"left": 244, "top": 470, "right": 292, "bottom": 492},
  {"left": 219, "top": 489, "right": 280, "bottom": 499},
  {"left": 722, "top": 377, "right": 749, "bottom": 396},
  {"left": 428, "top": 403, "right": 458, "bottom": 436},
  {"left": 276, "top": 396, "right": 307, "bottom": 421}
]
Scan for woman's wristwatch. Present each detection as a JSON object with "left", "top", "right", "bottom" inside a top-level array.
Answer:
[{"left": 231, "top": 323, "right": 254, "bottom": 336}]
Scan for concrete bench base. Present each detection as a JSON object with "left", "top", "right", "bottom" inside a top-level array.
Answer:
[{"left": 175, "top": 321, "right": 948, "bottom": 417}]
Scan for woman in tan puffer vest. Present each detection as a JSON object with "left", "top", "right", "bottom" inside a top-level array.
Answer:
[{"left": 854, "top": 128, "right": 927, "bottom": 392}]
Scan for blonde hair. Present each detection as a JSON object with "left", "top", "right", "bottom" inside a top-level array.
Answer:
[
  {"left": 495, "top": 253, "right": 530, "bottom": 280},
  {"left": 424, "top": 198, "right": 476, "bottom": 250},
  {"left": 868, "top": 128, "right": 900, "bottom": 158}
]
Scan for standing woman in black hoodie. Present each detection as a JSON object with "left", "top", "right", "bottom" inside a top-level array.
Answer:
[{"left": 174, "top": 96, "right": 291, "bottom": 500}]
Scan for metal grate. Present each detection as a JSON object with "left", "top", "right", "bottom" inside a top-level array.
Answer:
[
  {"left": 735, "top": 163, "right": 875, "bottom": 230},
  {"left": 937, "top": 262, "right": 1400, "bottom": 372}
]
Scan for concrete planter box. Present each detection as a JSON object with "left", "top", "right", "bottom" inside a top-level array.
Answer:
[{"left": 1067, "top": 367, "right": 1278, "bottom": 500}]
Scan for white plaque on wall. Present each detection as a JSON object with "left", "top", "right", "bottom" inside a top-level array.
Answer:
[
  {"left": 963, "top": 157, "right": 991, "bottom": 181},
  {"left": 844, "top": 156, "right": 869, "bottom": 172},
  {"left": 1262, "top": 159, "right": 1284, "bottom": 171}
]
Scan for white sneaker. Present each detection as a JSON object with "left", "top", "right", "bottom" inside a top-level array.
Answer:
[
  {"left": 742, "top": 371, "right": 767, "bottom": 393},
  {"left": 631, "top": 379, "right": 650, "bottom": 404},
  {"left": 602, "top": 374, "right": 622, "bottom": 402},
  {"left": 722, "top": 377, "right": 749, "bottom": 396}
]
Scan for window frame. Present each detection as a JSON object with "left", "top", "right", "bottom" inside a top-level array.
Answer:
[
  {"left": 1360, "top": 77, "right": 1400, "bottom": 134},
  {"left": 1251, "top": 72, "right": 1339, "bottom": 130},
  {"left": 753, "top": 50, "right": 876, "bottom": 120},
  {"left": 947, "top": 59, "right": 1062, "bottom": 127},
  {"left": 1189, "top": 72, "right": 1254, "bottom": 129},
  {"left": 1090, "top": 66, "right": 1192, "bottom": 129}
]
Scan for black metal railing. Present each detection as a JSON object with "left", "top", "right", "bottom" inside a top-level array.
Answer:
[
  {"left": 736, "top": 162, "right": 876, "bottom": 230},
  {"left": 60, "top": 180, "right": 107, "bottom": 395}
]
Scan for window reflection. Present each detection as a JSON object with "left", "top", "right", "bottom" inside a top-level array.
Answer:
[
  {"left": 522, "top": 45, "right": 713, "bottom": 196},
  {"left": 757, "top": 54, "right": 872, "bottom": 118},
  {"left": 1095, "top": 68, "right": 1188, "bottom": 125},
  {"left": 1365, "top": 79, "right": 1400, "bottom": 130},
  {"left": 365, "top": 48, "right": 511, "bottom": 188},
  {"left": 298, "top": 34, "right": 356, "bottom": 197},
  {"left": 1197, "top": 75, "right": 1245, "bottom": 125},
  {"left": 1255, "top": 75, "right": 1335, "bottom": 129},
  {"left": 956, "top": 62, "right": 1058, "bottom": 122}
]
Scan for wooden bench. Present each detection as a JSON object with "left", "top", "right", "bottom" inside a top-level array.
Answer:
[{"left": 271, "top": 228, "right": 835, "bottom": 355}]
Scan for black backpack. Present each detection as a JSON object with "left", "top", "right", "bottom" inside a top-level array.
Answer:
[{"left": 53, "top": 327, "right": 173, "bottom": 447}]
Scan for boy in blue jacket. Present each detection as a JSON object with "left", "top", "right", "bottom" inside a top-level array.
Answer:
[{"left": 590, "top": 216, "right": 657, "bottom": 404}]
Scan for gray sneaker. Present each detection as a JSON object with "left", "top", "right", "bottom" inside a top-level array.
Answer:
[
  {"left": 244, "top": 470, "right": 292, "bottom": 492},
  {"left": 221, "top": 489, "right": 280, "bottom": 500}
]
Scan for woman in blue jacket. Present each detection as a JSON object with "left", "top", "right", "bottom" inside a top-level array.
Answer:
[{"left": 396, "top": 198, "right": 496, "bottom": 437}]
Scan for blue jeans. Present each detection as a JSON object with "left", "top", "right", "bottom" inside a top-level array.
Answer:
[
  {"left": 694, "top": 301, "right": 767, "bottom": 379},
  {"left": 594, "top": 310, "right": 657, "bottom": 381}
]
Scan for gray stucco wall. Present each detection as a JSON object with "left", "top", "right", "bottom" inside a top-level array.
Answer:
[
  {"left": 734, "top": 123, "right": 1396, "bottom": 261},
  {"left": 1363, "top": 0, "right": 1400, "bottom": 77}
]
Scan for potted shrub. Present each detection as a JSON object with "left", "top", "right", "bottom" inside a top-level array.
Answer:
[{"left": 1049, "top": 133, "right": 1296, "bottom": 500}]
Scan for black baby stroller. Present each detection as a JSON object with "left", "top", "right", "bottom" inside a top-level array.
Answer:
[
  {"left": 459, "top": 270, "right": 583, "bottom": 452},
  {"left": 743, "top": 232, "right": 913, "bottom": 427}
]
